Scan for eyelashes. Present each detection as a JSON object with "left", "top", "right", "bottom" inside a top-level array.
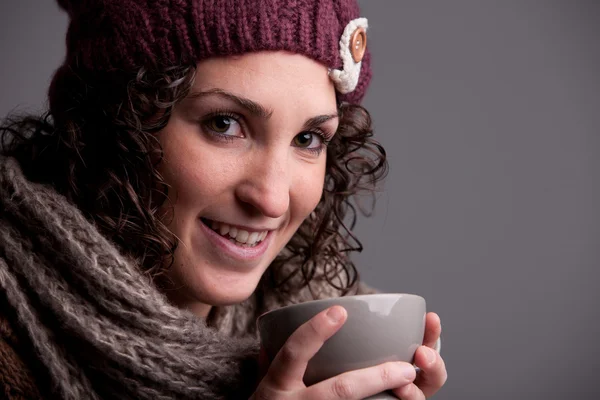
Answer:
[
  {"left": 293, "top": 130, "right": 331, "bottom": 155},
  {"left": 198, "top": 108, "right": 334, "bottom": 155},
  {"left": 199, "top": 110, "right": 243, "bottom": 142}
]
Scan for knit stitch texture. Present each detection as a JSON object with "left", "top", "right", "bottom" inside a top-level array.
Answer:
[
  {"left": 0, "top": 156, "right": 377, "bottom": 399},
  {"left": 53, "top": 0, "right": 372, "bottom": 104}
]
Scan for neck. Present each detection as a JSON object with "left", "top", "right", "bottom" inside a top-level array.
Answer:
[{"left": 162, "top": 290, "right": 213, "bottom": 318}]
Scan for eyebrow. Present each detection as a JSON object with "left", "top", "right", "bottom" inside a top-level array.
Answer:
[
  {"left": 303, "top": 113, "right": 339, "bottom": 131},
  {"left": 186, "top": 88, "right": 339, "bottom": 128},
  {"left": 187, "top": 88, "right": 274, "bottom": 119}
]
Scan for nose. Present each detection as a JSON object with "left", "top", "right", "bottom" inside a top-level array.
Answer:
[{"left": 235, "top": 150, "right": 291, "bottom": 218}]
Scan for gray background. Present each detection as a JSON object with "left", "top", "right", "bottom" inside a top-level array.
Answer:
[{"left": 1, "top": 1, "right": 598, "bottom": 399}]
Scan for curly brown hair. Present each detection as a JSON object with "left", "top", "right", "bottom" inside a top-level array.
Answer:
[{"left": 0, "top": 63, "right": 387, "bottom": 299}]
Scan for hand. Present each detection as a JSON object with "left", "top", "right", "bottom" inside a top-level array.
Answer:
[
  {"left": 391, "top": 312, "right": 448, "bottom": 399},
  {"left": 251, "top": 306, "right": 418, "bottom": 400}
]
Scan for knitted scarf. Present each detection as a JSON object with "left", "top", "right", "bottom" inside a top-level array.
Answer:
[{"left": 0, "top": 156, "right": 369, "bottom": 400}]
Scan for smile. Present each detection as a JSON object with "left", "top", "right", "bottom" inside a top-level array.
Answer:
[{"left": 200, "top": 218, "right": 269, "bottom": 248}]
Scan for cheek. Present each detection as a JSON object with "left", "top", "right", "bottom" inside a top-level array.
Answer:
[
  {"left": 290, "top": 163, "right": 326, "bottom": 221},
  {"left": 157, "top": 124, "right": 232, "bottom": 224}
]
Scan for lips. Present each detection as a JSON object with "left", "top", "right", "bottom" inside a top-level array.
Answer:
[
  {"left": 200, "top": 218, "right": 268, "bottom": 247},
  {"left": 198, "top": 217, "right": 273, "bottom": 263}
]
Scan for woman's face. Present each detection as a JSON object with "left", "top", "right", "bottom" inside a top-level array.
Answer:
[{"left": 157, "top": 52, "right": 339, "bottom": 316}]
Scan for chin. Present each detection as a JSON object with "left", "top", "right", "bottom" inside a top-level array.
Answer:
[
  {"left": 193, "top": 269, "right": 264, "bottom": 306},
  {"left": 198, "top": 286, "right": 257, "bottom": 307}
]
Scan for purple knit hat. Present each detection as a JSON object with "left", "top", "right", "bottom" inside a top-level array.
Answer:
[{"left": 53, "top": 0, "right": 372, "bottom": 104}]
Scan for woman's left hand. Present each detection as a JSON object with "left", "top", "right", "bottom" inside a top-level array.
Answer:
[{"left": 392, "top": 312, "right": 447, "bottom": 399}]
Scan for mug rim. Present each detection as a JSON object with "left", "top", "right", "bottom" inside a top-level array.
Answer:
[{"left": 256, "top": 292, "right": 424, "bottom": 322}]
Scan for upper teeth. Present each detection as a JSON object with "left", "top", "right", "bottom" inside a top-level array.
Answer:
[{"left": 210, "top": 220, "right": 268, "bottom": 245}]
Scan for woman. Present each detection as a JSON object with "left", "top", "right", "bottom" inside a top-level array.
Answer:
[{"left": 0, "top": 0, "right": 447, "bottom": 399}]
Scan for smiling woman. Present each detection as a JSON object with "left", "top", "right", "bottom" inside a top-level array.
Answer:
[
  {"left": 157, "top": 53, "right": 341, "bottom": 316},
  {"left": 0, "top": 1, "right": 446, "bottom": 399}
]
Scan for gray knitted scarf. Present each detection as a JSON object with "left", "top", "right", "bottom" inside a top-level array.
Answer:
[{"left": 0, "top": 156, "right": 357, "bottom": 400}]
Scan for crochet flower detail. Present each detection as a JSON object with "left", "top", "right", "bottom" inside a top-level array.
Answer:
[{"left": 329, "top": 17, "right": 369, "bottom": 94}]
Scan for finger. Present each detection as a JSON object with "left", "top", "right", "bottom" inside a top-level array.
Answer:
[
  {"left": 422, "top": 312, "right": 441, "bottom": 349},
  {"left": 413, "top": 345, "right": 448, "bottom": 398},
  {"left": 392, "top": 383, "right": 426, "bottom": 400},
  {"left": 265, "top": 306, "right": 347, "bottom": 390},
  {"left": 306, "top": 361, "right": 416, "bottom": 400}
]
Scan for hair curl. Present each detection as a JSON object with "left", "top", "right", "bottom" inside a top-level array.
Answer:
[{"left": 0, "top": 63, "right": 387, "bottom": 299}]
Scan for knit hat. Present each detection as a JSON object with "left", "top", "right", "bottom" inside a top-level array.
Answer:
[{"left": 53, "top": 0, "right": 372, "bottom": 104}]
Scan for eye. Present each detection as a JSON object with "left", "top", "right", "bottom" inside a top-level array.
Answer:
[
  {"left": 201, "top": 112, "right": 244, "bottom": 140},
  {"left": 202, "top": 114, "right": 243, "bottom": 137},
  {"left": 292, "top": 132, "right": 324, "bottom": 149}
]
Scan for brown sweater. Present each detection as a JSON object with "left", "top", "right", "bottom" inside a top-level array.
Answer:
[
  {"left": 0, "top": 296, "right": 44, "bottom": 399},
  {"left": 0, "top": 269, "right": 377, "bottom": 400},
  {"left": 0, "top": 283, "right": 378, "bottom": 399}
]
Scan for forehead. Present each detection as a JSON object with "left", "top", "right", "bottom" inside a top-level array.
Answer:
[{"left": 192, "top": 51, "right": 337, "bottom": 112}]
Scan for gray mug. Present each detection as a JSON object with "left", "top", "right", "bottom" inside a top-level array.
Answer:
[{"left": 257, "top": 293, "right": 426, "bottom": 400}]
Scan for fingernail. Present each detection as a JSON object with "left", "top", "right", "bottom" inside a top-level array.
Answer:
[
  {"left": 423, "top": 346, "right": 436, "bottom": 364},
  {"left": 398, "top": 363, "right": 416, "bottom": 379},
  {"left": 326, "top": 306, "right": 345, "bottom": 323}
]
